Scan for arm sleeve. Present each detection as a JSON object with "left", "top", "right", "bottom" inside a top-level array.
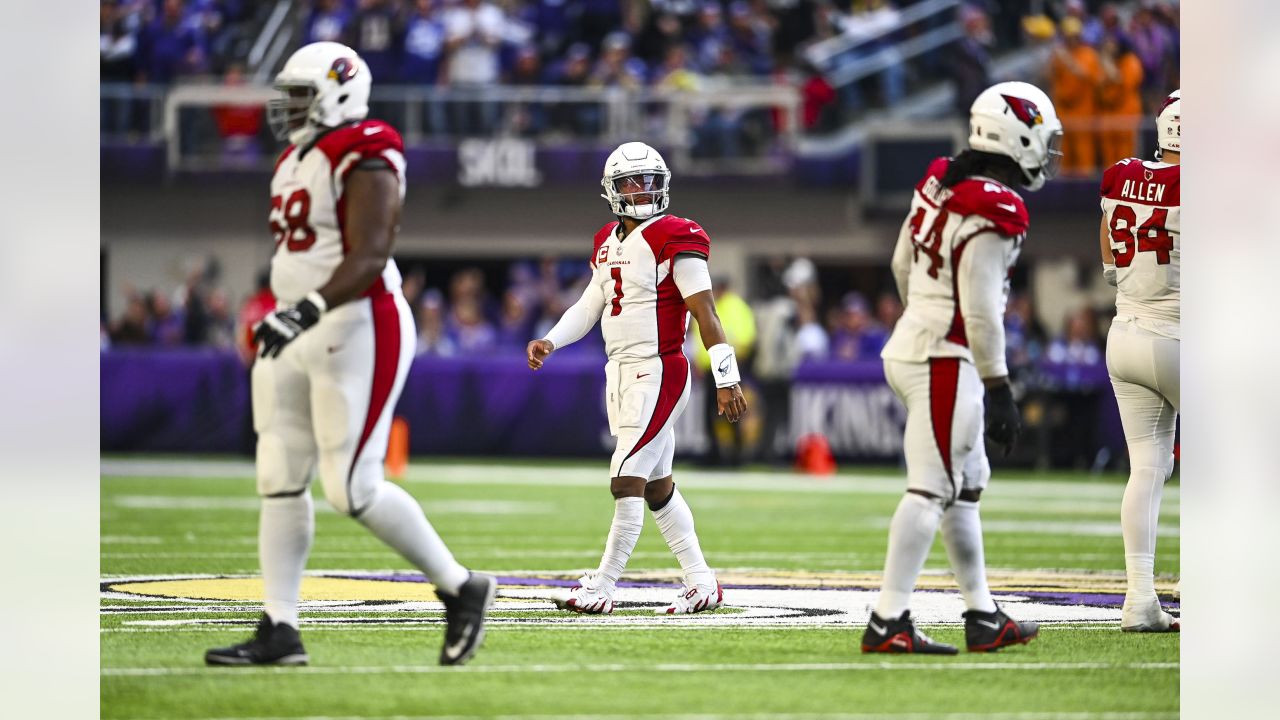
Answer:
[
  {"left": 957, "top": 231, "right": 1011, "bottom": 379},
  {"left": 890, "top": 214, "right": 914, "bottom": 301},
  {"left": 543, "top": 279, "right": 606, "bottom": 350},
  {"left": 673, "top": 255, "right": 713, "bottom": 297}
]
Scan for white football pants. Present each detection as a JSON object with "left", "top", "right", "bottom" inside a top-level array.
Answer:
[
  {"left": 884, "top": 357, "right": 990, "bottom": 502},
  {"left": 252, "top": 291, "right": 414, "bottom": 515}
]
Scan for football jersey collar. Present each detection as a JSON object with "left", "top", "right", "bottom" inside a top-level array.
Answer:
[{"left": 616, "top": 214, "right": 666, "bottom": 244}]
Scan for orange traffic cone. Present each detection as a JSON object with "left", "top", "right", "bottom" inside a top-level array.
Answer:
[
  {"left": 385, "top": 416, "right": 409, "bottom": 481},
  {"left": 794, "top": 433, "right": 836, "bottom": 476}
]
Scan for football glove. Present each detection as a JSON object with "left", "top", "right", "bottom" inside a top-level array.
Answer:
[
  {"left": 254, "top": 292, "right": 326, "bottom": 359},
  {"left": 983, "top": 380, "right": 1021, "bottom": 457}
]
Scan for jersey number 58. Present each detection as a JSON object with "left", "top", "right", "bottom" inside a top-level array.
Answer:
[{"left": 269, "top": 189, "right": 317, "bottom": 252}]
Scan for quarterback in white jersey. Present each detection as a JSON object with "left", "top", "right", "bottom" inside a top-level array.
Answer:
[
  {"left": 526, "top": 142, "right": 748, "bottom": 615},
  {"left": 206, "top": 42, "right": 494, "bottom": 668},
  {"left": 862, "top": 82, "right": 1061, "bottom": 655},
  {"left": 1100, "top": 90, "right": 1180, "bottom": 633}
]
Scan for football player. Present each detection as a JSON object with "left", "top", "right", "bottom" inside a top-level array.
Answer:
[
  {"left": 526, "top": 142, "right": 748, "bottom": 615},
  {"left": 864, "top": 82, "right": 1061, "bottom": 654},
  {"left": 204, "top": 42, "right": 495, "bottom": 667},
  {"left": 1099, "top": 90, "right": 1180, "bottom": 633}
]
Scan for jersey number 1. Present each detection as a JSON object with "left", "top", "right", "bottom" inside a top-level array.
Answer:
[{"left": 609, "top": 267, "right": 624, "bottom": 316}]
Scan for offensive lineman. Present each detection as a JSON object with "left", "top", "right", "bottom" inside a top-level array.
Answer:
[
  {"left": 864, "top": 82, "right": 1061, "bottom": 654},
  {"left": 1099, "top": 90, "right": 1180, "bottom": 633},
  {"left": 204, "top": 42, "right": 495, "bottom": 666},
  {"left": 526, "top": 142, "right": 748, "bottom": 615}
]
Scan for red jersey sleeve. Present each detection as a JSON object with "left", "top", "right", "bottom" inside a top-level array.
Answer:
[
  {"left": 647, "top": 215, "right": 712, "bottom": 264},
  {"left": 314, "top": 120, "right": 406, "bottom": 186},
  {"left": 1100, "top": 159, "right": 1133, "bottom": 199},
  {"left": 916, "top": 156, "right": 952, "bottom": 193},
  {"left": 946, "top": 178, "right": 1029, "bottom": 238}
]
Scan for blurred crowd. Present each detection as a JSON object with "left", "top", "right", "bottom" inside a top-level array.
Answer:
[
  {"left": 103, "top": 255, "right": 1105, "bottom": 386},
  {"left": 105, "top": 1, "right": 1182, "bottom": 144},
  {"left": 1021, "top": 0, "right": 1180, "bottom": 174}
]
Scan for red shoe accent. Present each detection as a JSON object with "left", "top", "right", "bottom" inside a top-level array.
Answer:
[
  {"left": 862, "top": 632, "right": 914, "bottom": 653},
  {"left": 968, "top": 620, "right": 1035, "bottom": 652}
]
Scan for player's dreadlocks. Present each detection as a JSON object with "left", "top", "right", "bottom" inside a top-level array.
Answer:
[{"left": 941, "top": 149, "right": 1026, "bottom": 189}]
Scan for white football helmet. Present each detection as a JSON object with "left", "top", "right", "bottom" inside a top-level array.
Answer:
[
  {"left": 267, "top": 41, "right": 372, "bottom": 146},
  {"left": 967, "top": 81, "right": 1064, "bottom": 191},
  {"left": 1156, "top": 89, "right": 1180, "bottom": 157},
  {"left": 601, "top": 142, "right": 671, "bottom": 219}
]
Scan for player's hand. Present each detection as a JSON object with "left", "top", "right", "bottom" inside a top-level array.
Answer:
[
  {"left": 983, "top": 380, "right": 1021, "bottom": 457},
  {"left": 527, "top": 339, "right": 555, "bottom": 370},
  {"left": 253, "top": 297, "right": 323, "bottom": 359},
  {"left": 717, "top": 384, "right": 747, "bottom": 423}
]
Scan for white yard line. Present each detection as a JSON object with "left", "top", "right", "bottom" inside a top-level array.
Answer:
[
  {"left": 104, "top": 660, "right": 1178, "bottom": 677},
  {"left": 101, "top": 458, "right": 1179, "bottom": 504},
  {"left": 185, "top": 707, "right": 1172, "bottom": 712},
  {"left": 187, "top": 714, "right": 1177, "bottom": 720}
]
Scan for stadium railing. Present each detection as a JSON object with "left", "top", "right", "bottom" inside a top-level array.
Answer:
[{"left": 101, "top": 82, "right": 802, "bottom": 177}]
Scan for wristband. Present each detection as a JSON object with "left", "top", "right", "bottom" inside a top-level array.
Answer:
[
  {"left": 707, "top": 343, "right": 741, "bottom": 388},
  {"left": 304, "top": 291, "right": 328, "bottom": 315}
]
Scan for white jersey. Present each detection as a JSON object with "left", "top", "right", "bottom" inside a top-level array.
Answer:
[
  {"left": 268, "top": 119, "right": 407, "bottom": 304},
  {"left": 1100, "top": 159, "right": 1180, "bottom": 338},
  {"left": 881, "top": 157, "right": 1028, "bottom": 379},
  {"left": 589, "top": 214, "right": 711, "bottom": 363}
]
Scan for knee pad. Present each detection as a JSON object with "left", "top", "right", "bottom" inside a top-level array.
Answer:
[
  {"left": 255, "top": 431, "right": 314, "bottom": 497},
  {"left": 319, "top": 452, "right": 385, "bottom": 516}
]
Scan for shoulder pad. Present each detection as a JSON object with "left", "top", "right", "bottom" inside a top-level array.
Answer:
[
  {"left": 915, "top": 156, "right": 953, "bottom": 193},
  {"left": 591, "top": 221, "right": 619, "bottom": 267},
  {"left": 946, "top": 178, "right": 1029, "bottom": 237},
  {"left": 273, "top": 145, "right": 296, "bottom": 174},
  {"left": 313, "top": 120, "right": 405, "bottom": 175},
  {"left": 645, "top": 215, "right": 711, "bottom": 264}
]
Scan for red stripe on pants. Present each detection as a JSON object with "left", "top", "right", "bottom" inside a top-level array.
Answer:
[
  {"left": 347, "top": 293, "right": 400, "bottom": 512},
  {"left": 622, "top": 354, "right": 689, "bottom": 467},
  {"left": 929, "top": 357, "right": 960, "bottom": 486}
]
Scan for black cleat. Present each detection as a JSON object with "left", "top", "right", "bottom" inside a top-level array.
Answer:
[
  {"left": 861, "top": 610, "right": 959, "bottom": 655},
  {"left": 205, "top": 614, "right": 309, "bottom": 666},
  {"left": 437, "top": 572, "right": 497, "bottom": 666},
  {"left": 963, "top": 605, "right": 1038, "bottom": 652}
]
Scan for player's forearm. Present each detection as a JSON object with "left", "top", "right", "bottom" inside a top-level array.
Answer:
[
  {"left": 543, "top": 286, "right": 603, "bottom": 350},
  {"left": 959, "top": 233, "right": 1010, "bottom": 379}
]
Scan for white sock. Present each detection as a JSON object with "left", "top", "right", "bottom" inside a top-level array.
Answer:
[
  {"left": 652, "top": 488, "right": 714, "bottom": 588},
  {"left": 940, "top": 499, "right": 997, "bottom": 614},
  {"left": 1122, "top": 465, "right": 1166, "bottom": 601},
  {"left": 875, "top": 493, "right": 943, "bottom": 619},
  {"left": 260, "top": 494, "right": 314, "bottom": 629},
  {"left": 596, "top": 497, "right": 644, "bottom": 587},
  {"left": 356, "top": 482, "right": 470, "bottom": 596}
]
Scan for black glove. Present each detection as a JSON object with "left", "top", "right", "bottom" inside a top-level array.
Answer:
[
  {"left": 253, "top": 293, "right": 325, "bottom": 359},
  {"left": 983, "top": 380, "right": 1021, "bottom": 457}
]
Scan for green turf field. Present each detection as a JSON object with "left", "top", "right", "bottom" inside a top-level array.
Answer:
[{"left": 101, "top": 458, "right": 1179, "bottom": 719}]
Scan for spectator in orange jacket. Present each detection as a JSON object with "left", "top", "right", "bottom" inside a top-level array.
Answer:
[
  {"left": 1097, "top": 33, "right": 1144, "bottom": 165},
  {"left": 1049, "top": 17, "right": 1103, "bottom": 175}
]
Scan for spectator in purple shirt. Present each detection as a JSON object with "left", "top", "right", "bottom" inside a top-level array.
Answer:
[
  {"left": 345, "top": 0, "right": 402, "bottom": 83},
  {"left": 829, "top": 291, "right": 889, "bottom": 361},
  {"left": 303, "top": 0, "right": 351, "bottom": 45},
  {"left": 136, "top": 0, "right": 208, "bottom": 84},
  {"left": 401, "top": 0, "right": 446, "bottom": 84}
]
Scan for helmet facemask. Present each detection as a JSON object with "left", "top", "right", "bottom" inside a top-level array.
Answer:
[
  {"left": 1021, "top": 129, "right": 1063, "bottom": 191},
  {"left": 603, "top": 170, "right": 670, "bottom": 219},
  {"left": 267, "top": 83, "right": 319, "bottom": 145}
]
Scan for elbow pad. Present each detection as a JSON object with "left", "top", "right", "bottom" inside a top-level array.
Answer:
[{"left": 707, "top": 343, "right": 741, "bottom": 388}]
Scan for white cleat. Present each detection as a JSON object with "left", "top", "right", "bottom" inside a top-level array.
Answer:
[
  {"left": 658, "top": 581, "right": 724, "bottom": 615},
  {"left": 553, "top": 574, "right": 616, "bottom": 615},
  {"left": 1121, "top": 596, "right": 1180, "bottom": 633}
]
